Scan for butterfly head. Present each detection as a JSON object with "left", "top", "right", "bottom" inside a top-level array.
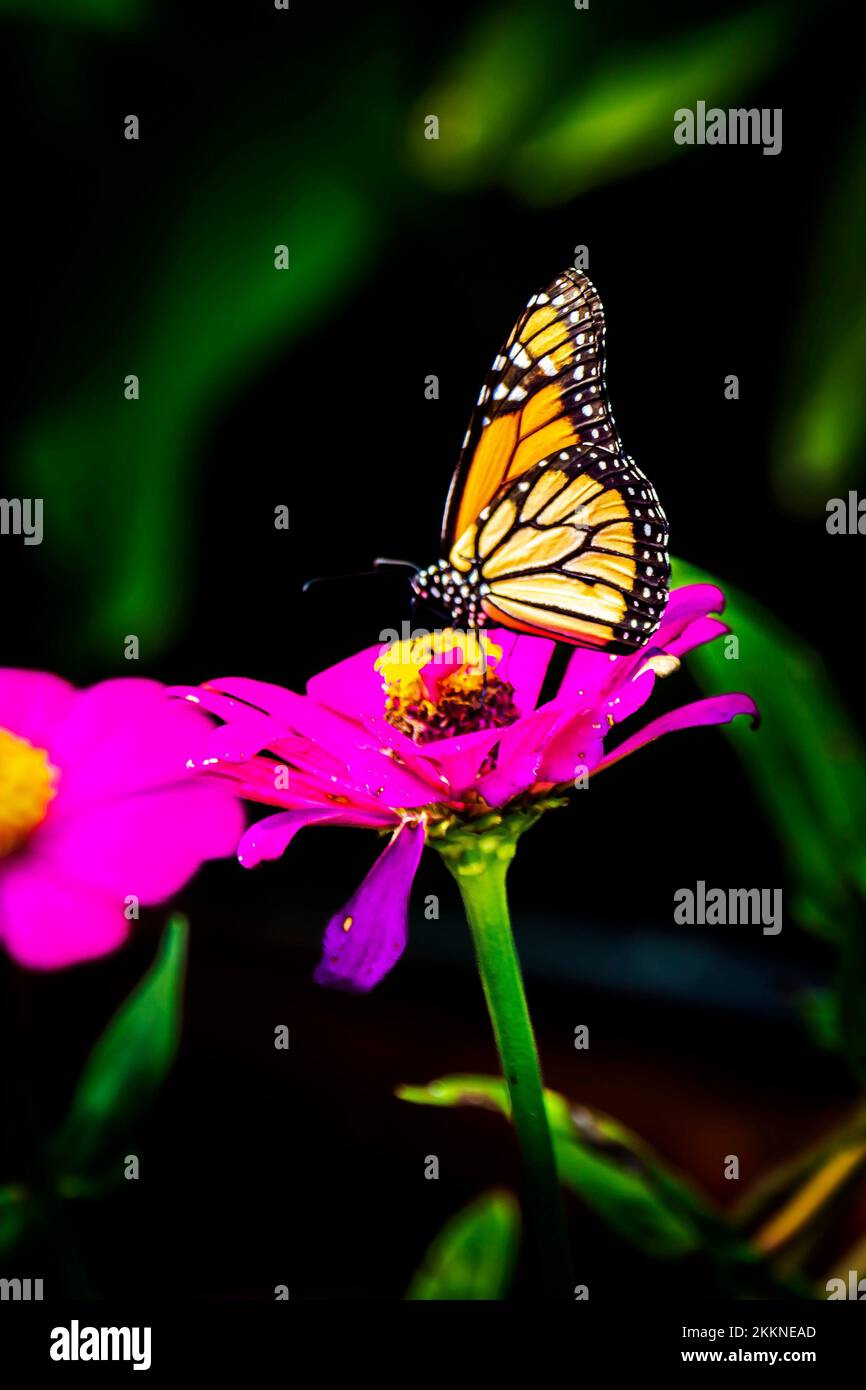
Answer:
[{"left": 411, "top": 559, "right": 490, "bottom": 632}]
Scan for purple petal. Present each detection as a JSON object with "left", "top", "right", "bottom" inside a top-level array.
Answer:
[
  {"left": 314, "top": 820, "right": 425, "bottom": 993},
  {"left": 593, "top": 694, "right": 759, "bottom": 774}
]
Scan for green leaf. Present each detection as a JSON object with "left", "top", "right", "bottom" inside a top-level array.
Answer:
[
  {"left": 405, "top": 1189, "right": 521, "bottom": 1301},
  {"left": 400, "top": 1076, "right": 705, "bottom": 1260},
  {"left": 397, "top": 1074, "right": 810, "bottom": 1294},
  {"left": 772, "top": 102, "right": 866, "bottom": 507},
  {"left": 18, "top": 139, "right": 379, "bottom": 658},
  {"left": 796, "top": 988, "right": 843, "bottom": 1054},
  {"left": 506, "top": 5, "right": 791, "bottom": 204},
  {"left": 671, "top": 556, "right": 866, "bottom": 943},
  {"left": 0, "top": 1185, "right": 33, "bottom": 1257},
  {"left": 46, "top": 916, "right": 189, "bottom": 1188}
]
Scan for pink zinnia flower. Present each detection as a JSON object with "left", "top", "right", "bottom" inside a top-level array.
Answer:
[
  {"left": 0, "top": 672, "right": 243, "bottom": 969},
  {"left": 176, "top": 583, "right": 756, "bottom": 993}
]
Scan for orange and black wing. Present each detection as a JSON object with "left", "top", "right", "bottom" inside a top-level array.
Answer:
[
  {"left": 441, "top": 268, "right": 622, "bottom": 551},
  {"left": 449, "top": 445, "right": 670, "bottom": 652}
]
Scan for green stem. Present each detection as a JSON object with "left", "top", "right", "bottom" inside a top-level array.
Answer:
[{"left": 437, "top": 818, "right": 573, "bottom": 1298}]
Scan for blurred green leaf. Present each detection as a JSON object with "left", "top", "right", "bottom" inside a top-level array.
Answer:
[
  {"left": 0, "top": 0, "right": 144, "bottom": 25},
  {"left": 796, "top": 987, "right": 843, "bottom": 1053},
  {"left": 401, "top": 1075, "right": 722, "bottom": 1262},
  {"left": 507, "top": 4, "right": 790, "bottom": 204},
  {"left": 46, "top": 916, "right": 188, "bottom": 1187},
  {"left": 408, "top": 2, "right": 585, "bottom": 191},
  {"left": 405, "top": 1189, "right": 520, "bottom": 1300},
  {"left": 0, "top": 1185, "right": 33, "bottom": 1256},
  {"left": 773, "top": 103, "right": 866, "bottom": 508},
  {"left": 671, "top": 556, "right": 866, "bottom": 942},
  {"left": 19, "top": 171, "right": 375, "bottom": 657}
]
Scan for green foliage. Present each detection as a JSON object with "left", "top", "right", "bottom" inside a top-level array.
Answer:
[
  {"left": 19, "top": 176, "right": 376, "bottom": 657},
  {"left": 410, "top": 2, "right": 793, "bottom": 202},
  {"left": 773, "top": 102, "right": 866, "bottom": 508},
  {"left": 397, "top": 1073, "right": 795, "bottom": 1290},
  {"left": 405, "top": 1189, "right": 521, "bottom": 1300},
  {"left": 672, "top": 557, "right": 866, "bottom": 1082},
  {"left": 0, "top": 0, "right": 144, "bottom": 26},
  {"left": 508, "top": 5, "right": 790, "bottom": 204},
  {"left": 46, "top": 916, "right": 189, "bottom": 1189},
  {"left": 671, "top": 556, "right": 866, "bottom": 942},
  {"left": 0, "top": 1185, "right": 33, "bottom": 1257}
]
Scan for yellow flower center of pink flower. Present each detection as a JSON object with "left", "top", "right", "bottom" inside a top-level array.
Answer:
[
  {"left": 0, "top": 727, "right": 58, "bottom": 858},
  {"left": 375, "top": 629, "right": 519, "bottom": 744}
]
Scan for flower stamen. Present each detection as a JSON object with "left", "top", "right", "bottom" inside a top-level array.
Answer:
[
  {"left": 0, "top": 727, "right": 58, "bottom": 858},
  {"left": 375, "top": 629, "right": 519, "bottom": 744}
]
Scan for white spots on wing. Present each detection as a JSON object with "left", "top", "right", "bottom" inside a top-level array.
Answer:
[{"left": 538, "top": 355, "right": 557, "bottom": 376}]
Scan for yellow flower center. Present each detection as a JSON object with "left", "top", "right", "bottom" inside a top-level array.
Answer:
[
  {"left": 375, "top": 628, "right": 519, "bottom": 744},
  {"left": 0, "top": 727, "right": 58, "bottom": 858}
]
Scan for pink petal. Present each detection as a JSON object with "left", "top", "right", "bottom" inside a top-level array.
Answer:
[
  {"left": 237, "top": 806, "right": 395, "bottom": 868},
  {"left": 198, "top": 677, "right": 437, "bottom": 809},
  {"left": 538, "top": 712, "right": 607, "bottom": 781},
  {"left": 474, "top": 706, "right": 570, "bottom": 806},
  {"left": 593, "top": 694, "right": 759, "bottom": 775},
  {"left": 664, "top": 616, "right": 729, "bottom": 660},
  {"left": 658, "top": 583, "right": 725, "bottom": 639},
  {"left": 487, "top": 628, "right": 555, "bottom": 714},
  {"left": 314, "top": 820, "right": 425, "bottom": 992},
  {"left": 47, "top": 680, "right": 230, "bottom": 816},
  {"left": 0, "top": 670, "right": 76, "bottom": 747},
  {"left": 0, "top": 861, "right": 129, "bottom": 969},
  {"left": 555, "top": 584, "right": 729, "bottom": 725},
  {"left": 306, "top": 645, "right": 387, "bottom": 722},
  {"left": 34, "top": 784, "right": 243, "bottom": 902}
]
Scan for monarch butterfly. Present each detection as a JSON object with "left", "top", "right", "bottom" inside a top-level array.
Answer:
[{"left": 411, "top": 269, "right": 670, "bottom": 653}]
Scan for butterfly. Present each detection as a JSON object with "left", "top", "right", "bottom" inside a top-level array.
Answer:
[{"left": 411, "top": 269, "right": 670, "bottom": 653}]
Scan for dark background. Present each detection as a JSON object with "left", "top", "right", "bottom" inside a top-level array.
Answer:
[{"left": 1, "top": 0, "right": 864, "bottom": 1298}]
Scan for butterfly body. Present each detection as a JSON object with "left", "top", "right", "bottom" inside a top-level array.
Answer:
[{"left": 416, "top": 268, "right": 670, "bottom": 653}]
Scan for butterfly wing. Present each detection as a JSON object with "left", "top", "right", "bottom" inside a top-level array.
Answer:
[
  {"left": 449, "top": 445, "right": 670, "bottom": 652},
  {"left": 442, "top": 268, "right": 622, "bottom": 551}
]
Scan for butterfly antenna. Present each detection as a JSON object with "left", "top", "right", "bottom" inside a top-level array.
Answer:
[
  {"left": 301, "top": 570, "right": 382, "bottom": 594},
  {"left": 373, "top": 557, "right": 421, "bottom": 574}
]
